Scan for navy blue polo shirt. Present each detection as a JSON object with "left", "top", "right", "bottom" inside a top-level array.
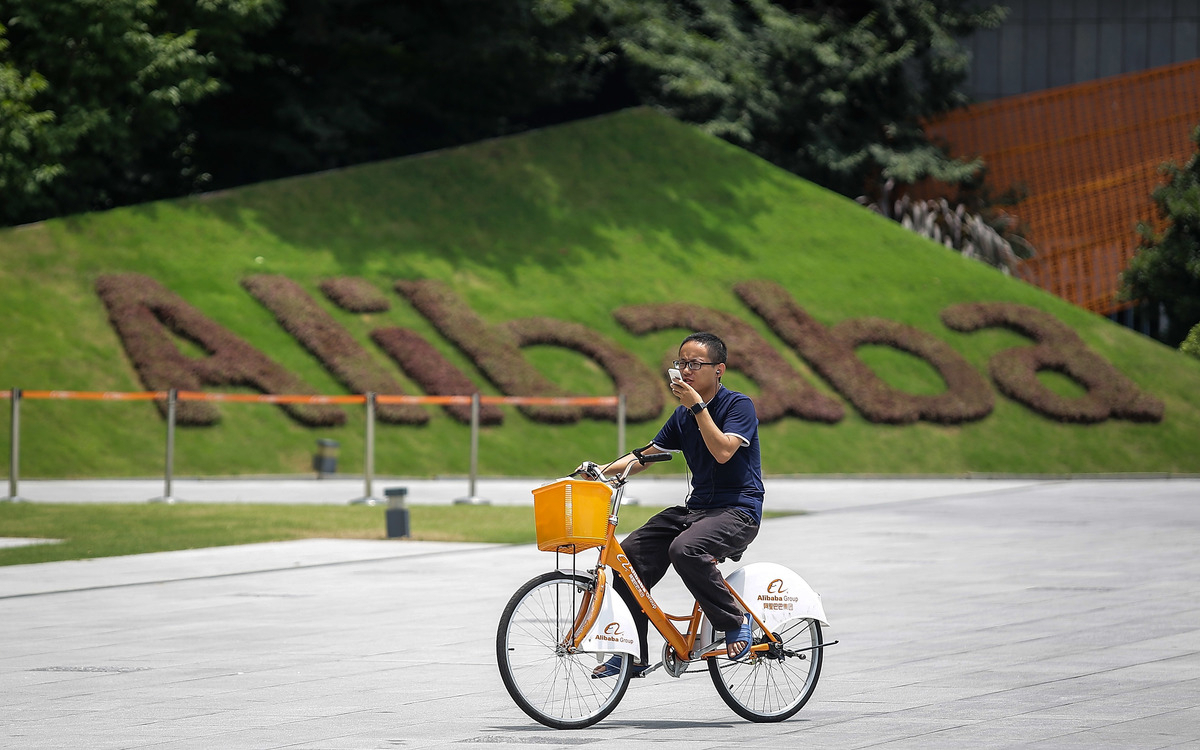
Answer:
[{"left": 652, "top": 385, "right": 764, "bottom": 523}]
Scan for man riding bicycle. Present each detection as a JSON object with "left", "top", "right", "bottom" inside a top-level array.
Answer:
[{"left": 583, "top": 331, "right": 763, "bottom": 678}]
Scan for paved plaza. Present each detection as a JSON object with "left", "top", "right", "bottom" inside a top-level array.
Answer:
[{"left": 1, "top": 478, "right": 1198, "bottom": 749}]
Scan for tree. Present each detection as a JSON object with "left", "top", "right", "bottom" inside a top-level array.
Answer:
[
  {"left": 2, "top": 0, "right": 1005, "bottom": 225},
  {"left": 593, "top": 0, "right": 1006, "bottom": 197},
  {"left": 187, "top": 0, "right": 611, "bottom": 190},
  {"left": 0, "top": 25, "right": 62, "bottom": 219},
  {"left": 1122, "top": 126, "right": 1200, "bottom": 347},
  {"left": 1182, "top": 323, "right": 1200, "bottom": 360},
  {"left": 186, "top": 0, "right": 1006, "bottom": 200},
  {"left": 0, "top": 0, "right": 279, "bottom": 226}
]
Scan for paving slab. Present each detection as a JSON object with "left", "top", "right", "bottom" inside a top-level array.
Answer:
[{"left": 1, "top": 479, "right": 1197, "bottom": 749}]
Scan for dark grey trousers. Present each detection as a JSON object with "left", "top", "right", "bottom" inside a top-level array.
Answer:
[{"left": 611, "top": 505, "right": 760, "bottom": 665}]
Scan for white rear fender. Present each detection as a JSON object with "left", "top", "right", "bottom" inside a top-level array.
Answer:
[
  {"left": 702, "top": 562, "right": 828, "bottom": 644},
  {"left": 730, "top": 562, "right": 828, "bottom": 629}
]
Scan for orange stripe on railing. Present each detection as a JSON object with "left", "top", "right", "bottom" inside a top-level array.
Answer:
[
  {"left": 481, "top": 396, "right": 619, "bottom": 406},
  {"left": 376, "top": 395, "right": 473, "bottom": 406},
  {"left": 21, "top": 390, "right": 164, "bottom": 401},
  {"left": 7, "top": 390, "right": 621, "bottom": 406},
  {"left": 174, "top": 391, "right": 366, "bottom": 405}
]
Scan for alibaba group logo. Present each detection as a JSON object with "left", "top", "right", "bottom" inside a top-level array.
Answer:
[
  {"left": 604, "top": 622, "right": 623, "bottom": 636},
  {"left": 768, "top": 579, "right": 788, "bottom": 594}
]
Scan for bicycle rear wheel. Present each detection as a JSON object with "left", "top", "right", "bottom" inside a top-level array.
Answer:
[
  {"left": 708, "top": 618, "right": 823, "bottom": 722},
  {"left": 496, "top": 571, "right": 633, "bottom": 729}
]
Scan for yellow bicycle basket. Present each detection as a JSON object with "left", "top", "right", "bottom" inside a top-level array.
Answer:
[{"left": 531, "top": 479, "right": 613, "bottom": 552}]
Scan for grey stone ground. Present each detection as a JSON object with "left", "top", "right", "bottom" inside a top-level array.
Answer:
[{"left": 1, "top": 477, "right": 1198, "bottom": 749}]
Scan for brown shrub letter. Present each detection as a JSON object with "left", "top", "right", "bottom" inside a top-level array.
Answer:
[
  {"left": 371, "top": 327, "right": 504, "bottom": 425},
  {"left": 395, "top": 280, "right": 580, "bottom": 423},
  {"left": 941, "top": 302, "right": 1164, "bottom": 423},
  {"left": 613, "top": 302, "right": 845, "bottom": 424},
  {"left": 735, "top": 280, "right": 993, "bottom": 424},
  {"left": 95, "top": 273, "right": 345, "bottom": 426},
  {"left": 241, "top": 275, "right": 428, "bottom": 424},
  {"left": 500, "top": 317, "right": 664, "bottom": 422}
]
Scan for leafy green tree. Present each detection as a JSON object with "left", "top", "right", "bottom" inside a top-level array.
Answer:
[
  {"left": 187, "top": 0, "right": 1005, "bottom": 199},
  {"left": 1122, "top": 126, "right": 1200, "bottom": 347},
  {"left": 592, "top": 0, "right": 1006, "bottom": 197},
  {"left": 1182, "top": 323, "right": 1200, "bottom": 360},
  {"left": 3, "top": 0, "right": 1004, "bottom": 224},
  {"left": 0, "top": 0, "right": 278, "bottom": 226},
  {"left": 0, "top": 25, "right": 62, "bottom": 218},
  {"left": 188, "top": 0, "right": 608, "bottom": 190}
]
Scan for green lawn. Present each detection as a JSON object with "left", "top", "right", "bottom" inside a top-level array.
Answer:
[{"left": 0, "top": 502, "right": 803, "bottom": 566}]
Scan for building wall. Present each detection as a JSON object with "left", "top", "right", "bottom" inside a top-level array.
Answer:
[{"left": 965, "top": 0, "right": 1200, "bottom": 101}]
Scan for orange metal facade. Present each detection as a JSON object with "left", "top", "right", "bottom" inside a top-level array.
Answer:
[{"left": 925, "top": 59, "right": 1200, "bottom": 315}]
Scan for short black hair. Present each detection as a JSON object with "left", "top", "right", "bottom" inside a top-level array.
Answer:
[{"left": 681, "top": 331, "right": 727, "bottom": 364}]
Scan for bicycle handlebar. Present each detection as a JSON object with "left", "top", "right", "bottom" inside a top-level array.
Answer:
[
  {"left": 637, "top": 452, "right": 673, "bottom": 465},
  {"left": 573, "top": 450, "right": 673, "bottom": 484}
]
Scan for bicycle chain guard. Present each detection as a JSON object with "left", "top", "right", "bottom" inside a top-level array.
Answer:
[{"left": 661, "top": 644, "right": 691, "bottom": 678}]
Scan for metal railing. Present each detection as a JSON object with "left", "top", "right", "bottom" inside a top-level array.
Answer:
[{"left": 1, "top": 388, "right": 627, "bottom": 504}]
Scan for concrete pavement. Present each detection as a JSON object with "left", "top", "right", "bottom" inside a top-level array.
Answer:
[{"left": 1, "top": 478, "right": 1198, "bottom": 748}]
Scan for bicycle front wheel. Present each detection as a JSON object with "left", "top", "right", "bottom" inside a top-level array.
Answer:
[
  {"left": 496, "top": 571, "right": 633, "bottom": 729},
  {"left": 708, "top": 618, "right": 824, "bottom": 722}
]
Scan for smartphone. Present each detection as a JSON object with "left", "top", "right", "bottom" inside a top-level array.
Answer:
[{"left": 668, "top": 368, "right": 682, "bottom": 382}]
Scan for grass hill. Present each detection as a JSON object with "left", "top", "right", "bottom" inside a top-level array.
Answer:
[{"left": 2, "top": 108, "right": 1199, "bottom": 479}]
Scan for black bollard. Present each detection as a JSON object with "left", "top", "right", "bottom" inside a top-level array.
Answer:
[{"left": 384, "top": 487, "right": 410, "bottom": 538}]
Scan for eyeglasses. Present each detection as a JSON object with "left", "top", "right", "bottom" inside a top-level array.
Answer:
[{"left": 672, "top": 359, "right": 719, "bottom": 371}]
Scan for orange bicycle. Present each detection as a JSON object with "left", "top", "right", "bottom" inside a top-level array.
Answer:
[{"left": 496, "top": 453, "right": 833, "bottom": 729}]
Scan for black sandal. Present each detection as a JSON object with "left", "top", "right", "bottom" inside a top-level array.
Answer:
[{"left": 591, "top": 656, "right": 650, "bottom": 679}]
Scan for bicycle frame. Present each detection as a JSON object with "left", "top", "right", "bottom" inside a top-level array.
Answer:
[{"left": 562, "top": 465, "right": 778, "bottom": 666}]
